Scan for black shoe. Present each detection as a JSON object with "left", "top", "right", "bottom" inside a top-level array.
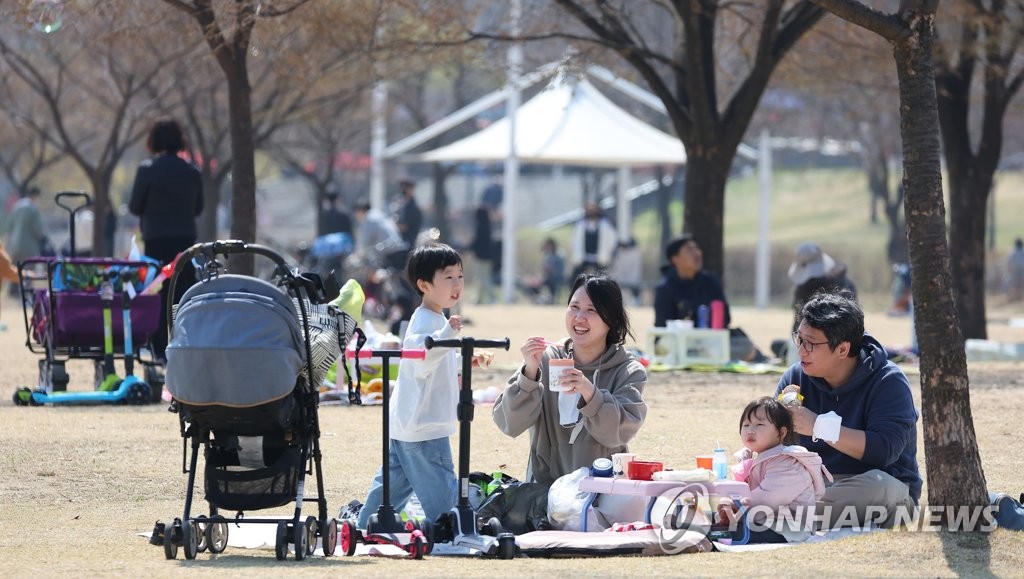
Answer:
[
  {"left": 149, "top": 521, "right": 165, "bottom": 545},
  {"left": 339, "top": 499, "right": 363, "bottom": 522}
]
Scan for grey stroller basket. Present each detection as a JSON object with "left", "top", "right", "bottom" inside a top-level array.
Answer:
[{"left": 157, "top": 240, "right": 356, "bottom": 561}]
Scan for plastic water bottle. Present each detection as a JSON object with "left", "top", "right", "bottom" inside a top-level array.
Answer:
[
  {"left": 712, "top": 444, "right": 728, "bottom": 480},
  {"left": 697, "top": 305, "right": 710, "bottom": 328},
  {"left": 710, "top": 300, "right": 725, "bottom": 329}
]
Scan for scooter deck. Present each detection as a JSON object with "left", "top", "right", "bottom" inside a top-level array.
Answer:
[{"left": 19, "top": 375, "right": 149, "bottom": 405}]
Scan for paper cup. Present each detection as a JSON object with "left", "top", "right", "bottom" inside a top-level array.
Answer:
[
  {"left": 547, "top": 359, "right": 574, "bottom": 392},
  {"left": 695, "top": 454, "right": 714, "bottom": 470},
  {"left": 612, "top": 453, "right": 636, "bottom": 478}
]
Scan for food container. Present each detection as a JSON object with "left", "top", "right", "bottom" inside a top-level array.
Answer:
[{"left": 627, "top": 460, "right": 664, "bottom": 481}]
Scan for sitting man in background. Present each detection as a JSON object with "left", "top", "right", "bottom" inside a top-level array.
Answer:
[
  {"left": 776, "top": 292, "right": 920, "bottom": 529},
  {"left": 653, "top": 234, "right": 766, "bottom": 362}
]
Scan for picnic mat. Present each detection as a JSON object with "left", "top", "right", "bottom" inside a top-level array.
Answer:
[
  {"left": 143, "top": 524, "right": 877, "bottom": 557},
  {"left": 712, "top": 527, "right": 882, "bottom": 552},
  {"left": 647, "top": 361, "right": 787, "bottom": 374}
]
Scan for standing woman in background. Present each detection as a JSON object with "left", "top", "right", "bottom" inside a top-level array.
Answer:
[{"left": 129, "top": 118, "right": 204, "bottom": 362}]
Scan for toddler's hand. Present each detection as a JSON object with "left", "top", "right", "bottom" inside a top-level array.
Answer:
[
  {"left": 472, "top": 352, "right": 493, "bottom": 368},
  {"left": 448, "top": 314, "right": 463, "bottom": 332}
]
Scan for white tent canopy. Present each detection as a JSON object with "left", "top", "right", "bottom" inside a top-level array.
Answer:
[{"left": 417, "top": 76, "right": 687, "bottom": 166}]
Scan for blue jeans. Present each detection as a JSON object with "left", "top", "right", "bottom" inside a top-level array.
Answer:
[{"left": 356, "top": 437, "right": 457, "bottom": 529}]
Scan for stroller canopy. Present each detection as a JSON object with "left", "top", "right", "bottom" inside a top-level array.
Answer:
[{"left": 166, "top": 275, "right": 306, "bottom": 408}]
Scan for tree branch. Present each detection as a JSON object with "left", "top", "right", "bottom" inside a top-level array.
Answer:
[{"left": 811, "top": 0, "right": 908, "bottom": 41}]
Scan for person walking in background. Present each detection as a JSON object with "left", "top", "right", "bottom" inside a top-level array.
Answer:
[
  {"left": 3, "top": 187, "right": 44, "bottom": 268},
  {"left": 0, "top": 242, "right": 20, "bottom": 329},
  {"left": 570, "top": 202, "right": 617, "bottom": 278},
  {"left": 469, "top": 205, "right": 495, "bottom": 304},
  {"left": 1005, "top": 237, "right": 1024, "bottom": 302},
  {"left": 315, "top": 190, "right": 354, "bottom": 280},
  {"left": 608, "top": 237, "right": 643, "bottom": 305},
  {"left": 2, "top": 187, "right": 44, "bottom": 297},
  {"left": 319, "top": 190, "right": 353, "bottom": 238},
  {"left": 394, "top": 178, "right": 423, "bottom": 251},
  {"left": 353, "top": 202, "right": 407, "bottom": 271},
  {"left": 128, "top": 118, "right": 204, "bottom": 362}
]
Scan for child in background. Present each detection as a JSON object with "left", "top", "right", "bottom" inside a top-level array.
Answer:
[
  {"left": 718, "top": 396, "right": 831, "bottom": 543},
  {"left": 354, "top": 243, "right": 487, "bottom": 530}
]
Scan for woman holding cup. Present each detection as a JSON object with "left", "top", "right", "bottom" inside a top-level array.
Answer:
[{"left": 493, "top": 274, "right": 648, "bottom": 486}]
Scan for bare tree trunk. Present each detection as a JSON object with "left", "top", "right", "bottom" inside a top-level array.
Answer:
[
  {"left": 946, "top": 167, "right": 992, "bottom": 339},
  {"left": 431, "top": 163, "right": 451, "bottom": 243},
  {"left": 813, "top": 0, "right": 988, "bottom": 518},
  {"left": 682, "top": 154, "right": 729, "bottom": 282},
  {"left": 891, "top": 6, "right": 987, "bottom": 513},
  {"left": 225, "top": 65, "right": 257, "bottom": 275},
  {"left": 198, "top": 172, "right": 220, "bottom": 242}
]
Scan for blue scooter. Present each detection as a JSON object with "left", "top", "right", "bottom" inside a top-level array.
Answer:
[{"left": 14, "top": 273, "right": 151, "bottom": 406}]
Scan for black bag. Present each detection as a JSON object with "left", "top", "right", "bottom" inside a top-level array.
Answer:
[{"left": 475, "top": 480, "right": 551, "bottom": 535}]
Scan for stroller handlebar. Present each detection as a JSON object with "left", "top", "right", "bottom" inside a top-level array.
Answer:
[{"left": 425, "top": 337, "right": 511, "bottom": 351}]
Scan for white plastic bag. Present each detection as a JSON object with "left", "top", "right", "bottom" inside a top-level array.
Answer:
[{"left": 546, "top": 467, "right": 590, "bottom": 531}]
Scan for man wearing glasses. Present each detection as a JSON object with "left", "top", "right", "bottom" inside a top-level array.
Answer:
[{"left": 774, "top": 292, "right": 920, "bottom": 530}]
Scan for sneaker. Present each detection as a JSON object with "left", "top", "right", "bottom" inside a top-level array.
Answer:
[
  {"left": 149, "top": 521, "right": 165, "bottom": 545},
  {"left": 993, "top": 493, "right": 1024, "bottom": 531},
  {"left": 339, "top": 499, "right": 363, "bottom": 522}
]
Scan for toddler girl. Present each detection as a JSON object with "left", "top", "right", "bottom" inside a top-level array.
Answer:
[{"left": 718, "top": 396, "right": 831, "bottom": 543}]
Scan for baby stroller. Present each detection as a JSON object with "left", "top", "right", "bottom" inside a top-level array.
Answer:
[
  {"left": 12, "top": 191, "right": 164, "bottom": 406},
  {"left": 156, "top": 240, "right": 356, "bottom": 561}
]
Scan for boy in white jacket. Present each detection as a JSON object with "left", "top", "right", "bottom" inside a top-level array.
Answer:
[
  {"left": 356, "top": 243, "right": 485, "bottom": 530},
  {"left": 718, "top": 396, "right": 831, "bottom": 543}
]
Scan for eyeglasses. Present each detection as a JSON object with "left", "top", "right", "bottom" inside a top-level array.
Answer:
[{"left": 792, "top": 332, "right": 829, "bottom": 353}]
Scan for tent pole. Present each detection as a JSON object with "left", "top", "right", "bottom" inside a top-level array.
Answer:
[
  {"left": 755, "top": 129, "right": 772, "bottom": 309},
  {"left": 370, "top": 81, "right": 388, "bottom": 211},
  {"left": 501, "top": 0, "right": 522, "bottom": 304},
  {"left": 617, "top": 166, "right": 632, "bottom": 241}
]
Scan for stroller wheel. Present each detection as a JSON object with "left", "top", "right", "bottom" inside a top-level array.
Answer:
[
  {"left": 340, "top": 520, "right": 358, "bottom": 557},
  {"left": 274, "top": 521, "right": 289, "bottom": 561},
  {"left": 182, "top": 521, "right": 199, "bottom": 560},
  {"left": 163, "top": 519, "right": 180, "bottom": 560},
  {"left": 293, "top": 519, "right": 308, "bottom": 561},
  {"left": 193, "top": 515, "right": 209, "bottom": 553},
  {"left": 321, "top": 517, "right": 338, "bottom": 557},
  {"left": 206, "top": 515, "right": 229, "bottom": 554},
  {"left": 304, "top": 516, "right": 318, "bottom": 557}
]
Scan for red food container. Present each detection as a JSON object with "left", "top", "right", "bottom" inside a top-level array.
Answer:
[{"left": 627, "top": 460, "right": 664, "bottom": 481}]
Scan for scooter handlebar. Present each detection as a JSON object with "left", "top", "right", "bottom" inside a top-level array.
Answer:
[
  {"left": 346, "top": 348, "right": 426, "bottom": 359},
  {"left": 425, "top": 337, "right": 511, "bottom": 351}
]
